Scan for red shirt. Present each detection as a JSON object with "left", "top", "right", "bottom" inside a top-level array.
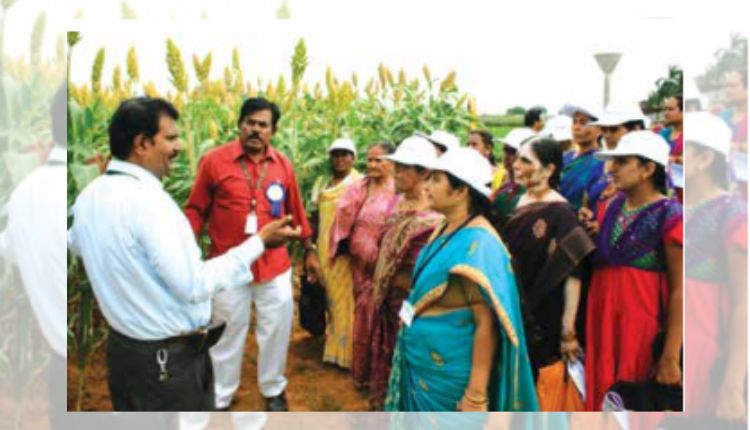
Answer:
[{"left": 185, "top": 139, "right": 312, "bottom": 283}]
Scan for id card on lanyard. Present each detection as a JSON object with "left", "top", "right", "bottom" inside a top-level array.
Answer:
[{"left": 240, "top": 159, "right": 269, "bottom": 235}]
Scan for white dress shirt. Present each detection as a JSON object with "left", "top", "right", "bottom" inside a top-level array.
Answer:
[
  {"left": 1, "top": 146, "right": 67, "bottom": 357},
  {"left": 68, "top": 159, "right": 265, "bottom": 340}
]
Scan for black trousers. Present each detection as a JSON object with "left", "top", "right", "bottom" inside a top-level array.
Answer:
[{"left": 106, "top": 330, "right": 215, "bottom": 411}]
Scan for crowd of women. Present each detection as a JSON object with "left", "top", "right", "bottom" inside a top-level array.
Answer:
[{"left": 301, "top": 88, "right": 746, "bottom": 413}]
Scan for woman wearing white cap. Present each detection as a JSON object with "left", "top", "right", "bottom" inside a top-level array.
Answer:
[
  {"left": 368, "top": 136, "right": 443, "bottom": 410},
  {"left": 584, "top": 131, "right": 684, "bottom": 411},
  {"left": 681, "top": 112, "right": 747, "bottom": 421},
  {"left": 502, "top": 136, "right": 595, "bottom": 411},
  {"left": 307, "top": 138, "right": 362, "bottom": 369},
  {"left": 578, "top": 111, "right": 649, "bottom": 230},
  {"left": 559, "top": 105, "right": 606, "bottom": 212},
  {"left": 421, "top": 130, "right": 461, "bottom": 155},
  {"left": 384, "top": 148, "right": 538, "bottom": 412},
  {"left": 330, "top": 142, "right": 397, "bottom": 389}
]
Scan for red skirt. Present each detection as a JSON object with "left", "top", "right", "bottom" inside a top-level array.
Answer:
[
  {"left": 585, "top": 265, "right": 669, "bottom": 411},
  {"left": 351, "top": 259, "right": 375, "bottom": 386}
]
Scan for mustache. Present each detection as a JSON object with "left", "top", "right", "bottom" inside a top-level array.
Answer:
[{"left": 247, "top": 133, "right": 262, "bottom": 141}]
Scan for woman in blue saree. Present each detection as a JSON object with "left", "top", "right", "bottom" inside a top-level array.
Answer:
[{"left": 384, "top": 148, "right": 539, "bottom": 413}]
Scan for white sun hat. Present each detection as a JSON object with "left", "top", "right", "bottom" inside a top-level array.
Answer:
[
  {"left": 328, "top": 137, "right": 357, "bottom": 156},
  {"left": 498, "top": 127, "right": 537, "bottom": 150},
  {"left": 424, "top": 147, "right": 493, "bottom": 197},
  {"left": 383, "top": 135, "right": 437, "bottom": 169},
  {"left": 684, "top": 111, "right": 732, "bottom": 156},
  {"left": 419, "top": 130, "right": 461, "bottom": 153},
  {"left": 559, "top": 102, "right": 599, "bottom": 122},
  {"left": 541, "top": 115, "right": 573, "bottom": 142},
  {"left": 589, "top": 110, "right": 645, "bottom": 127},
  {"left": 595, "top": 130, "right": 670, "bottom": 166}
]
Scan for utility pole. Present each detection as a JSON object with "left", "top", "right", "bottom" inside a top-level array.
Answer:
[{"left": 594, "top": 53, "right": 622, "bottom": 109}]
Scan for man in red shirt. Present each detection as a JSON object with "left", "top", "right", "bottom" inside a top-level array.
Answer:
[{"left": 186, "top": 97, "right": 314, "bottom": 411}]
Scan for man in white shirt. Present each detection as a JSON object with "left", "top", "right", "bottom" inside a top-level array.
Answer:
[
  {"left": 67, "top": 97, "right": 300, "bottom": 411},
  {"left": 1, "top": 85, "right": 74, "bottom": 428}
]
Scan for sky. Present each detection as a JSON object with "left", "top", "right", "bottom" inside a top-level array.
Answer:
[{"left": 2, "top": 0, "right": 746, "bottom": 114}]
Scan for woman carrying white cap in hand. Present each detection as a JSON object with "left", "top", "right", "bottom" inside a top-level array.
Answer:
[
  {"left": 384, "top": 148, "right": 538, "bottom": 413},
  {"left": 585, "top": 130, "right": 684, "bottom": 411}
]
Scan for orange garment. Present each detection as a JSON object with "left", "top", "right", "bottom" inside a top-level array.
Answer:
[{"left": 536, "top": 360, "right": 584, "bottom": 411}]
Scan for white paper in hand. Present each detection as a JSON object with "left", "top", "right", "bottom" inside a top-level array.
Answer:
[
  {"left": 566, "top": 353, "right": 586, "bottom": 402},
  {"left": 399, "top": 300, "right": 415, "bottom": 327},
  {"left": 732, "top": 151, "right": 748, "bottom": 183},
  {"left": 669, "top": 163, "right": 684, "bottom": 188}
]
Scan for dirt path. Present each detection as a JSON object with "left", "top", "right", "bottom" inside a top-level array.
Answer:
[{"left": 67, "top": 320, "right": 369, "bottom": 412}]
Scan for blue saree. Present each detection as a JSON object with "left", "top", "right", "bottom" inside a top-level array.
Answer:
[
  {"left": 384, "top": 224, "right": 539, "bottom": 412},
  {"left": 561, "top": 150, "right": 605, "bottom": 211}
]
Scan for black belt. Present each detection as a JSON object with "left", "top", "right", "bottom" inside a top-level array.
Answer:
[{"left": 110, "top": 322, "right": 227, "bottom": 353}]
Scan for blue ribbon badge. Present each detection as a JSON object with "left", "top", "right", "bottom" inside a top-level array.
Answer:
[{"left": 265, "top": 182, "right": 286, "bottom": 218}]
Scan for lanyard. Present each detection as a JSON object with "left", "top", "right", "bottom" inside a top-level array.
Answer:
[
  {"left": 411, "top": 213, "right": 478, "bottom": 287},
  {"left": 239, "top": 158, "right": 269, "bottom": 210}
]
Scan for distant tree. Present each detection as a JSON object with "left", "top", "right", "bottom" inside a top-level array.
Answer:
[
  {"left": 640, "top": 65, "right": 683, "bottom": 114},
  {"left": 506, "top": 106, "right": 526, "bottom": 115},
  {"left": 695, "top": 33, "right": 747, "bottom": 92}
]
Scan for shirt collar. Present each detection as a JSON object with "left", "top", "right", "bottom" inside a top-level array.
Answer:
[
  {"left": 106, "top": 159, "right": 164, "bottom": 188},
  {"left": 46, "top": 146, "right": 67, "bottom": 164},
  {"left": 232, "top": 139, "right": 278, "bottom": 163}
]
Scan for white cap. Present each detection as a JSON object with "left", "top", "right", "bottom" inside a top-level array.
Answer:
[
  {"left": 541, "top": 115, "right": 572, "bottom": 142},
  {"left": 559, "top": 102, "right": 599, "bottom": 121},
  {"left": 420, "top": 130, "right": 461, "bottom": 153},
  {"left": 383, "top": 135, "right": 437, "bottom": 169},
  {"left": 424, "top": 147, "right": 493, "bottom": 198},
  {"left": 684, "top": 111, "right": 732, "bottom": 155},
  {"left": 595, "top": 130, "right": 670, "bottom": 166},
  {"left": 499, "top": 127, "right": 537, "bottom": 150},
  {"left": 328, "top": 138, "right": 357, "bottom": 156},
  {"left": 590, "top": 110, "right": 647, "bottom": 127}
]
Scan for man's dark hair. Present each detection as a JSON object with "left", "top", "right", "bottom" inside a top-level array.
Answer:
[
  {"left": 108, "top": 97, "right": 179, "bottom": 160},
  {"left": 666, "top": 94, "right": 684, "bottom": 112},
  {"left": 52, "top": 84, "right": 67, "bottom": 147},
  {"left": 238, "top": 97, "right": 281, "bottom": 131},
  {"left": 524, "top": 108, "right": 543, "bottom": 127}
]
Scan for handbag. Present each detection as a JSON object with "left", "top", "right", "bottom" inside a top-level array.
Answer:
[
  {"left": 603, "top": 380, "right": 683, "bottom": 411},
  {"left": 298, "top": 272, "right": 327, "bottom": 337}
]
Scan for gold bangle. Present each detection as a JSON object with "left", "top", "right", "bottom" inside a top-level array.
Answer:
[
  {"left": 561, "top": 331, "right": 577, "bottom": 342},
  {"left": 463, "top": 391, "right": 488, "bottom": 405}
]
